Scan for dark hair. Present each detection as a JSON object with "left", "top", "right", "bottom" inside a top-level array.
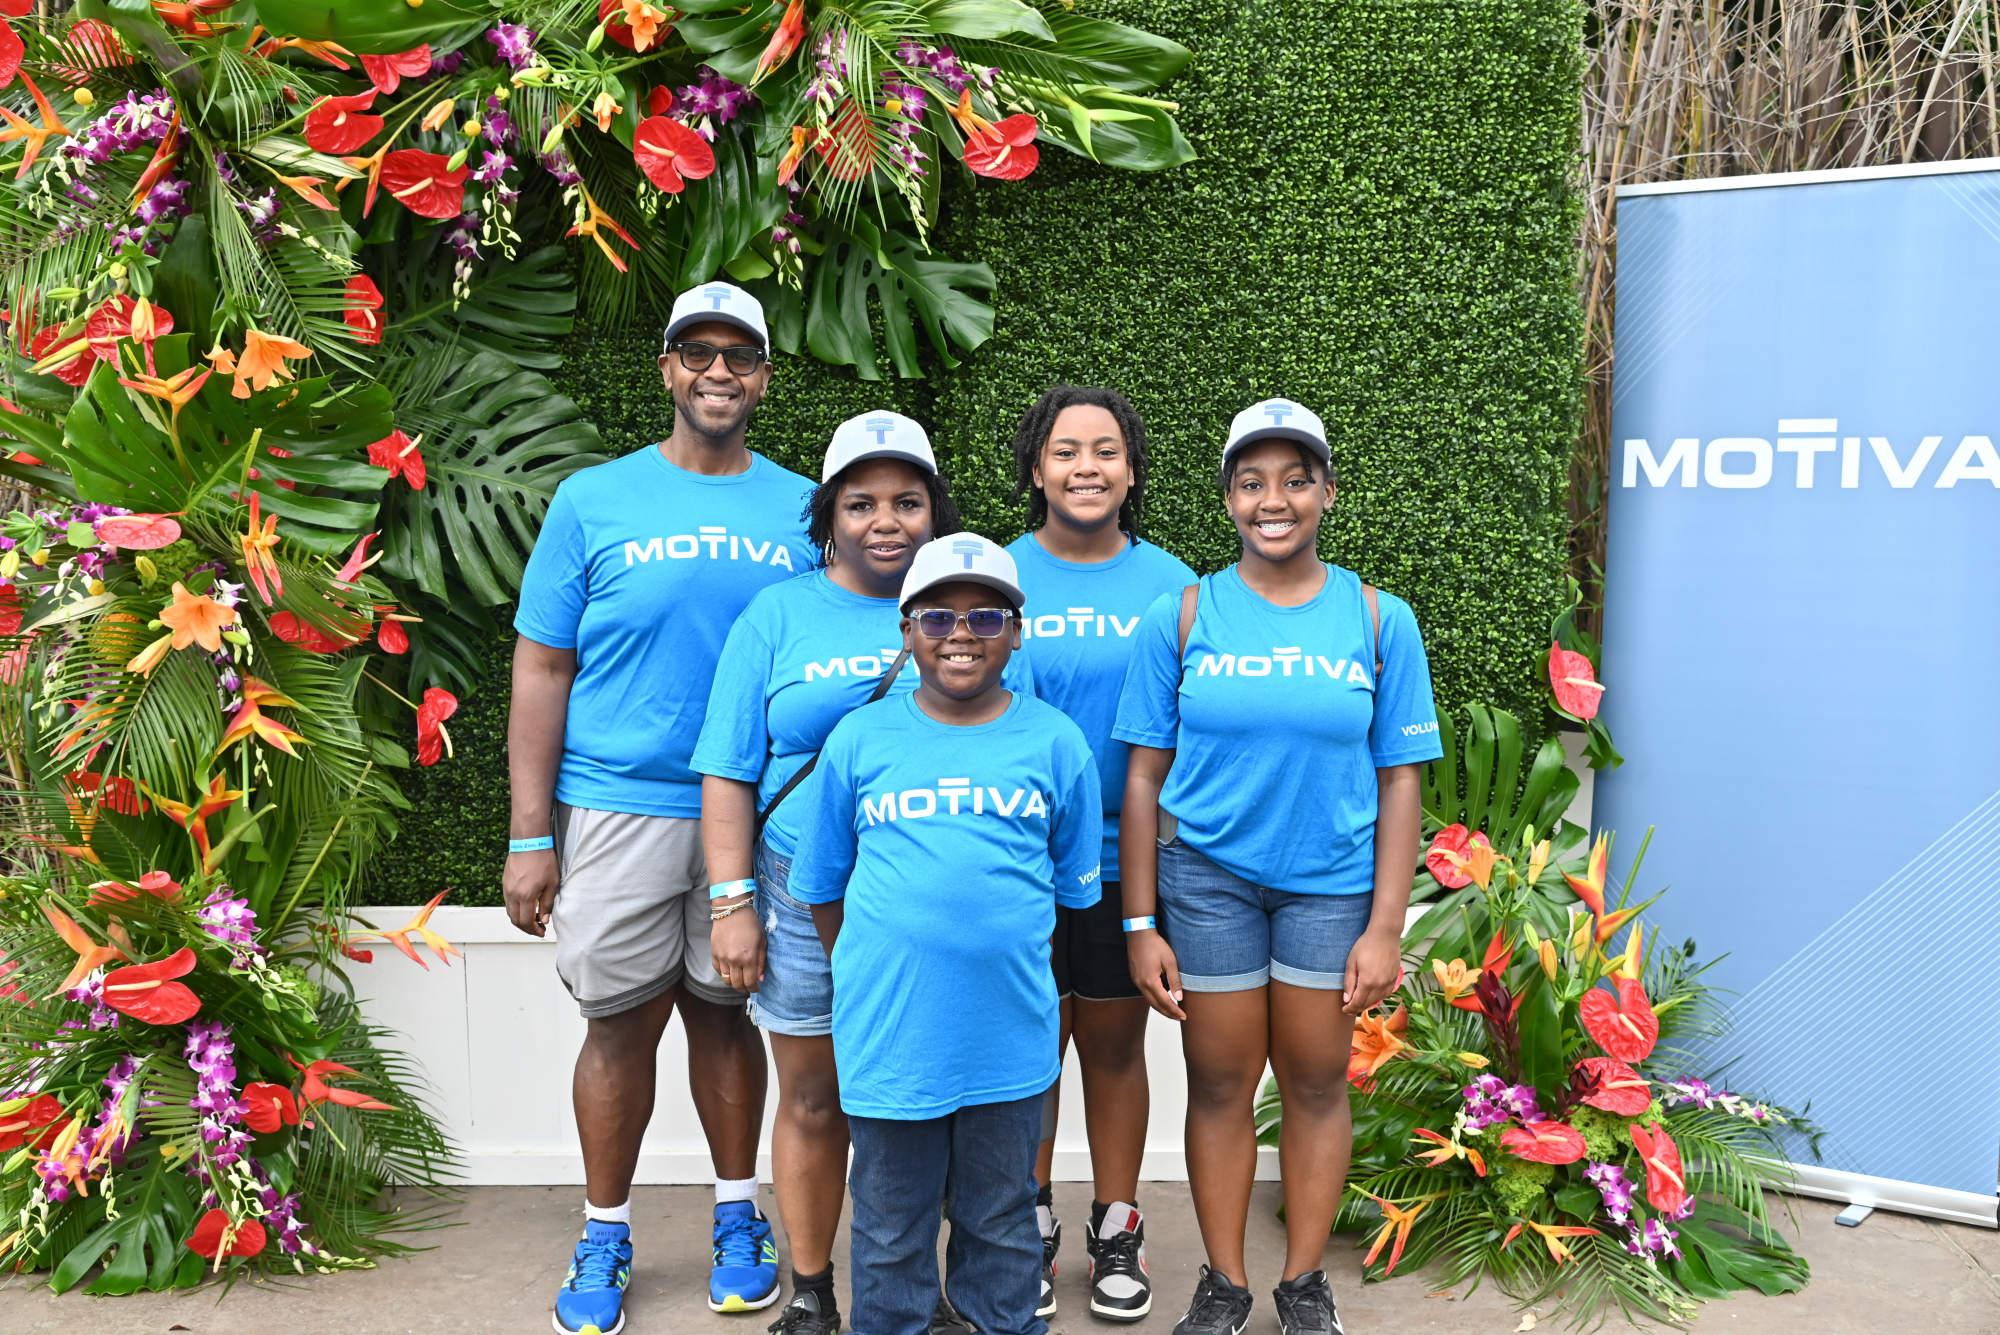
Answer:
[
  {"left": 803, "top": 459, "right": 962, "bottom": 566},
  {"left": 1219, "top": 440, "right": 1333, "bottom": 491},
  {"left": 1009, "top": 385, "right": 1150, "bottom": 536}
]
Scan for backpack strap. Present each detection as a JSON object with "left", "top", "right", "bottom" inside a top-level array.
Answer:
[
  {"left": 756, "top": 647, "right": 910, "bottom": 834},
  {"left": 1362, "top": 582, "right": 1383, "bottom": 681},
  {"left": 1176, "top": 582, "right": 1199, "bottom": 659}
]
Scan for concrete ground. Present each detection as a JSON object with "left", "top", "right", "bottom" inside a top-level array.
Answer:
[{"left": 0, "top": 1183, "right": 1995, "bottom": 1333}]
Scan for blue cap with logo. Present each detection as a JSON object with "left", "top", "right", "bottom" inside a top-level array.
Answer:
[
  {"left": 823, "top": 409, "right": 939, "bottom": 482},
  {"left": 663, "top": 280, "right": 769, "bottom": 350},
  {"left": 1223, "top": 397, "right": 1330, "bottom": 465},
  {"left": 899, "top": 532, "right": 1025, "bottom": 611}
]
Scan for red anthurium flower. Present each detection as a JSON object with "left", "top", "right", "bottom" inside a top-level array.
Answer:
[
  {"left": 335, "top": 532, "right": 381, "bottom": 584},
  {"left": 962, "top": 113, "right": 1040, "bottom": 180},
  {"left": 0, "top": 4, "right": 30, "bottom": 20},
  {"left": 1579, "top": 975, "right": 1659, "bottom": 1064},
  {"left": 1499, "top": 1120, "right": 1588, "bottom": 1165},
  {"left": 87, "top": 869, "right": 181, "bottom": 907},
  {"left": 0, "top": 19, "right": 24, "bottom": 92},
  {"left": 304, "top": 90, "right": 383, "bottom": 155},
  {"left": 366, "top": 429, "right": 426, "bottom": 489},
  {"left": 416, "top": 686, "right": 458, "bottom": 766},
  {"left": 646, "top": 84, "right": 674, "bottom": 116},
  {"left": 0, "top": 1092, "right": 64, "bottom": 1151},
  {"left": 269, "top": 610, "right": 364, "bottom": 655},
  {"left": 813, "top": 101, "right": 878, "bottom": 182},
  {"left": 1630, "top": 1120, "right": 1689, "bottom": 1215},
  {"left": 27, "top": 323, "right": 93, "bottom": 386},
  {"left": 1574, "top": 1056, "right": 1651, "bottom": 1116},
  {"left": 343, "top": 274, "right": 384, "bottom": 346},
  {"left": 85, "top": 295, "right": 175, "bottom": 362},
  {"left": 0, "top": 583, "right": 20, "bottom": 636},
  {"left": 380, "top": 149, "right": 469, "bottom": 220},
  {"left": 377, "top": 617, "right": 409, "bottom": 655},
  {"left": 94, "top": 513, "right": 182, "bottom": 550},
  {"left": 287, "top": 1054, "right": 393, "bottom": 1111},
  {"left": 187, "top": 1207, "right": 266, "bottom": 1260},
  {"left": 359, "top": 45, "right": 430, "bottom": 95},
  {"left": 633, "top": 115, "right": 716, "bottom": 195},
  {"left": 241, "top": 1081, "right": 301, "bottom": 1135},
  {"left": 1549, "top": 642, "right": 1606, "bottom": 721},
  {"left": 101, "top": 947, "right": 201, "bottom": 1026},
  {"left": 1424, "top": 823, "right": 1474, "bottom": 888},
  {"left": 67, "top": 769, "right": 145, "bottom": 817}
]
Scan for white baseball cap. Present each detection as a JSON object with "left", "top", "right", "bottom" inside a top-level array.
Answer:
[
  {"left": 1222, "top": 397, "right": 1330, "bottom": 465},
  {"left": 663, "top": 280, "right": 769, "bottom": 350},
  {"left": 899, "top": 532, "right": 1025, "bottom": 610},
  {"left": 822, "top": 410, "right": 938, "bottom": 482}
]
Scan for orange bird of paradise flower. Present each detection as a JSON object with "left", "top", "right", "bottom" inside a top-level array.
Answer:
[
  {"left": 215, "top": 677, "right": 306, "bottom": 759},
  {"left": 43, "top": 904, "right": 127, "bottom": 996},
  {"left": 144, "top": 773, "right": 244, "bottom": 873},
  {"left": 1503, "top": 1219, "right": 1601, "bottom": 1265},
  {"left": 751, "top": 0, "right": 806, "bottom": 86},
  {"left": 239, "top": 491, "right": 283, "bottom": 605},
  {"left": 1411, "top": 1127, "right": 1487, "bottom": 1177},
  {"left": 1359, "top": 1191, "right": 1443, "bottom": 1276},
  {"left": 0, "top": 75, "right": 72, "bottom": 180},
  {"left": 353, "top": 889, "right": 461, "bottom": 970},
  {"left": 287, "top": 1053, "right": 393, "bottom": 1111},
  {"left": 567, "top": 187, "right": 639, "bottom": 273}
]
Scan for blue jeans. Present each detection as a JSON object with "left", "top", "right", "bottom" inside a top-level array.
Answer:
[
  {"left": 746, "top": 844, "right": 832, "bottom": 1037},
  {"left": 1157, "top": 836, "right": 1375, "bottom": 991},
  {"left": 847, "top": 1092, "right": 1046, "bottom": 1335}
]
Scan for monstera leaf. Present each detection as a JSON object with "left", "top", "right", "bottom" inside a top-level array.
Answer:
[
  {"left": 793, "top": 215, "right": 995, "bottom": 379},
  {"left": 375, "top": 350, "right": 607, "bottom": 607},
  {"left": 246, "top": 0, "right": 485, "bottom": 53},
  {"left": 374, "top": 232, "right": 578, "bottom": 376}
]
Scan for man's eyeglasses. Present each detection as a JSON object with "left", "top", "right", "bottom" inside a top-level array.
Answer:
[
  {"left": 911, "top": 608, "right": 1016, "bottom": 639},
  {"left": 667, "top": 340, "right": 767, "bottom": 375}
]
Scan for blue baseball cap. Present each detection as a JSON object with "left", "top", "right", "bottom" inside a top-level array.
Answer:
[
  {"left": 823, "top": 410, "right": 938, "bottom": 482},
  {"left": 663, "top": 280, "right": 769, "bottom": 350},
  {"left": 1223, "top": 397, "right": 1330, "bottom": 465}
]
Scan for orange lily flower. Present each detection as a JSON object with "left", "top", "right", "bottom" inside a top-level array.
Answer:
[
  {"left": 44, "top": 903, "right": 127, "bottom": 995},
  {"left": 1502, "top": 1219, "right": 1600, "bottom": 1265},
  {"left": 1430, "top": 957, "right": 1476, "bottom": 1003},
  {"left": 274, "top": 173, "right": 336, "bottom": 210},
  {"left": 1359, "top": 1191, "right": 1442, "bottom": 1276},
  {"left": 216, "top": 677, "right": 305, "bottom": 758},
  {"left": 591, "top": 90, "right": 621, "bottom": 133},
  {"left": 35, "top": 1115, "right": 91, "bottom": 1197},
  {"left": 0, "top": 74, "right": 72, "bottom": 179},
  {"left": 125, "top": 632, "right": 175, "bottom": 677},
  {"left": 419, "top": 97, "right": 456, "bottom": 132},
  {"left": 1526, "top": 837, "right": 1551, "bottom": 885},
  {"left": 359, "top": 889, "right": 461, "bottom": 970},
  {"left": 158, "top": 581, "right": 235, "bottom": 653},
  {"left": 566, "top": 187, "right": 639, "bottom": 273},
  {"left": 287, "top": 1053, "right": 393, "bottom": 1111},
  {"left": 239, "top": 491, "right": 283, "bottom": 605},
  {"left": 751, "top": 0, "right": 806, "bottom": 85},
  {"left": 228, "top": 328, "right": 311, "bottom": 399},
  {"left": 1411, "top": 1126, "right": 1486, "bottom": 1177},
  {"left": 144, "top": 773, "right": 244, "bottom": 873},
  {"left": 1450, "top": 927, "right": 1517, "bottom": 1012},
  {"left": 1347, "top": 1006, "right": 1407, "bottom": 1090},
  {"left": 621, "top": 0, "right": 670, "bottom": 52},
  {"left": 1443, "top": 837, "right": 1497, "bottom": 891},
  {"left": 1564, "top": 831, "right": 1610, "bottom": 918},
  {"left": 1537, "top": 937, "right": 1559, "bottom": 981}
]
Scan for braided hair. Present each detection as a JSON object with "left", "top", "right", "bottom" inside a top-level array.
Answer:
[{"left": 1009, "top": 385, "right": 1151, "bottom": 536}]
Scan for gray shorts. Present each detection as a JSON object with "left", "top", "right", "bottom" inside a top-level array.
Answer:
[{"left": 552, "top": 804, "right": 739, "bottom": 1017}]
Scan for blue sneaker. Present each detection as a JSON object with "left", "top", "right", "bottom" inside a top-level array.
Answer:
[
  {"left": 708, "top": 1199, "right": 780, "bottom": 1312},
  {"left": 553, "top": 1219, "right": 633, "bottom": 1335}
]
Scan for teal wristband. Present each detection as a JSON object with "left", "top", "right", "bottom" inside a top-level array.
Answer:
[
  {"left": 509, "top": 836, "right": 554, "bottom": 854},
  {"left": 1121, "top": 915, "right": 1157, "bottom": 934},
  {"left": 709, "top": 878, "right": 756, "bottom": 902}
]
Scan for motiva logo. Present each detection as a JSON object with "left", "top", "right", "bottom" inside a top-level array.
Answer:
[
  {"left": 1623, "top": 419, "right": 1999, "bottom": 490},
  {"left": 1021, "top": 608, "right": 1142, "bottom": 640},
  {"left": 1192, "top": 649, "right": 1371, "bottom": 683},
  {"left": 803, "top": 649, "right": 901, "bottom": 682},
  {"left": 860, "top": 777, "right": 1050, "bottom": 826},
  {"left": 622, "top": 527, "right": 796, "bottom": 569}
]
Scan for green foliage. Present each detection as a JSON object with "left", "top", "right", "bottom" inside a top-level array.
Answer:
[{"left": 373, "top": 0, "right": 1585, "bottom": 906}]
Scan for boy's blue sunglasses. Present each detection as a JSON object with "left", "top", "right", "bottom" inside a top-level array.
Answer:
[{"left": 911, "top": 608, "right": 1015, "bottom": 639}]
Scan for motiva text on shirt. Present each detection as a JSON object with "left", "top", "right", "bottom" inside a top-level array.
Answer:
[
  {"left": 804, "top": 649, "right": 900, "bottom": 682},
  {"left": 1622, "top": 420, "right": 1999, "bottom": 489},
  {"left": 622, "top": 527, "right": 796, "bottom": 569},
  {"left": 1192, "top": 649, "right": 1372, "bottom": 683},
  {"left": 861, "top": 778, "right": 1050, "bottom": 826},
  {"left": 1020, "top": 608, "right": 1141, "bottom": 639}
]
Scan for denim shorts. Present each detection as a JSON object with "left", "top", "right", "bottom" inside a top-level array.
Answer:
[
  {"left": 1156, "top": 836, "right": 1374, "bottom": 993},
  {"left": 747, "top": 844, "right": 833, "bottom": 1037}
]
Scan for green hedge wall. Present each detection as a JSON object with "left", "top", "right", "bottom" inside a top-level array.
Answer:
[{"left": 367, "top": 0, "right": 1584, "bottom": 908}]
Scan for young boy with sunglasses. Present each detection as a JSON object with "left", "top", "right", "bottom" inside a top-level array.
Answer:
[{"left": 789, "top": 533, "right": 1103, "bottom": 1335}]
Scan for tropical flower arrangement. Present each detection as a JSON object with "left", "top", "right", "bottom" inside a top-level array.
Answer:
[{"left": 1322, "top": 825, "right": 1818, "bottom": 1324}]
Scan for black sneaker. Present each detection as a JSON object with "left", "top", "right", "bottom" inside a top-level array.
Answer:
[
  {"left": 1036, "top": 1213, "right": 1060, "bottom": 1318},
  {"left": 928, "top": 1294, "right": 976, "bottom": 1334},
  {"left": 768, "top": 1286, "right": 841, "bottom": 1335},
  {"left": 1272, "top": 1270, "right": 1344, "bottom": 1335},
  {"left": 1172, "top": 1266, "right": 1253, "bottom": 1335},
  {"left": 1085, "top": 1202, "right": 1152, "bottom": 1322}
]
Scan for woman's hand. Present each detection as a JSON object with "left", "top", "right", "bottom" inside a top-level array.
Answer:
[
  {"left": 503, "top": 849, "right": 559, "bottom": 937},
  {"left": 1127, "top": 929, "right": 1186, "bottom": 1021},
  {"left": 711, "top": 906, "right": 766, "bottom": 993},
  {"left": 1342, "top": 925, "right": 1405, "bottom": 1016}
]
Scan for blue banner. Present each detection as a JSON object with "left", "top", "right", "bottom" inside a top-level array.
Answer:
[{"left": 1597, "top": 164, "right": 2000, "bottom": 1209}]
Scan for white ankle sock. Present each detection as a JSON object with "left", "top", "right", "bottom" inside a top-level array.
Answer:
[
  {"left": 1036, "top": 1203, "right": 1055, "bottom": 1239},
  {"left": 585, "top": 1198, "right": 631, "bottom": 1225},
  {"left": 715, "top": 1175, "right": 759, "bottom": 1205}
]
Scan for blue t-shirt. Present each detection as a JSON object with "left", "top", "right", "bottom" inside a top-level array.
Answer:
[
  {"left": 691, "top": 569, "right": 1033, "bottom": 857},
  {"left": 1112, "top": 563, "right": 1443, "bottom": 895},
  {"left": 790, "top": 692, "right": 1102, "bottom": 1120},
  {"left": 1006, "top": 533, "right": 1195, "bottom": 880},
  {"left": 514, "top": 448, "right": 815, "bottom": 818}
]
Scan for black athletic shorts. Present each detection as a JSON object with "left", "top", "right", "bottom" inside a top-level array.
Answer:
[{"left": 1053, "top": 881, "right": 1141, "bottom": 1002}]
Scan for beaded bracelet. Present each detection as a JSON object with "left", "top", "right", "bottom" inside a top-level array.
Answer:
[{"left": 710, "top": 899, "right": 754, "bottom": 923}]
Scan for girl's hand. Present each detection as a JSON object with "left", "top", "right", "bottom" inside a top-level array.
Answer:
[
  {"left": 1342, "top": 926, "right": 1405, "bottom": 1015},
  {"left": 1128, "top": 930, "right": 1186, "bottom": 1021},
  {"left": 711, "top": 908, "right": 766, "bottom": 993}
]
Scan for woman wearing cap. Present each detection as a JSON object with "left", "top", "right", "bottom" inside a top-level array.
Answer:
[
  {"left": 694, "top": 412, "right": 1025, "bottom": 1335},
  {"left": 1111, "top": 399, "right": 1444, "bottom": 1335},
  {"left": 1004, "top": 386, "right": 1193, "bottom": 1324}
]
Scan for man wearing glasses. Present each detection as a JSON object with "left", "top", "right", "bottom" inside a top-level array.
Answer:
[{"left": 509, "top": 282, "right": 814, "bottom": 1335}]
